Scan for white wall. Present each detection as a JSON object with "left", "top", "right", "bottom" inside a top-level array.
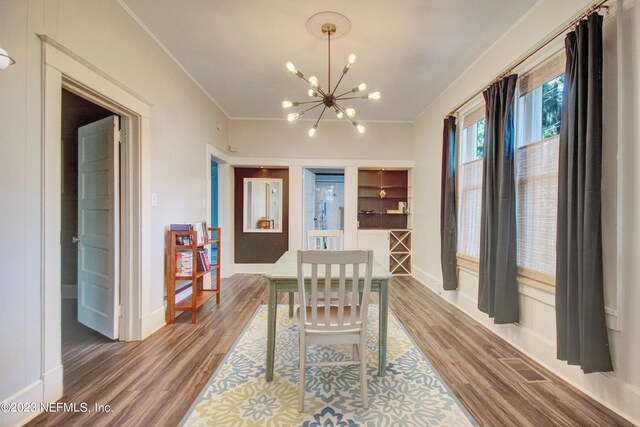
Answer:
[
  {"left": 0, "top": 0, "right": 228, "bottom": 424},
  {"left": 411, "top": 0, "right": 640, "bottom": 423}
]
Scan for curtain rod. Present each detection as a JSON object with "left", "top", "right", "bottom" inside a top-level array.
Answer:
[{"left": 446, "top": 0, "right": 609, "bottom": 118}]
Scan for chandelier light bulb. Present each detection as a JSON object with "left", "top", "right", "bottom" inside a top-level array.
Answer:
[
  {"left": 309, "top": 76, "right": 319, "bottom": 88},
  {"left": 368, "top": 91, "right": 381, "bottom": 100},
  {"left": 286, "top": 62, "right": 297, "bottom": 74},
  {"left": 308, "top": 124, "right": 318, "bottom": 137},
  {"left": 308, "top": 89, "right": 316, "bottom": 97},
  {"left": 348, "top": 53, "right": 357, "bottom": 64},
  {"left": 357, "top": 124, "right": 366, "bottom": 134},
  {"left": 282, "top": 100, "right": 293, "bottom": 109},
  {"left": 353, "top": 83, "right": 367, "bottom": 92},
  {"left": 346, "top": 108, "right": 356, "bottom": 118},
  {"left": 335, "top": 109, "right": 344, "bottom": 119},
  {"left": 287, "top": 113, "right": 300, "bottom": 122}
]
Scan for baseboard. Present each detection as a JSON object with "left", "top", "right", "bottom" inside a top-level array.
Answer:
[
  {"left": 0, "top": 380, "right": 43, "bottom": 427},
  {"left": 409, "top": 269, "right": 640, "bottom": 425},
  {"left": 140, "top": 306, "right": 166, "bottom": 339},
  {"left": 0, "top": 364, "right": 63, "bottom": 427}
]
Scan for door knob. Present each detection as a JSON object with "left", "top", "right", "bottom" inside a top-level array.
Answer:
[{"left": 72, "top": 236, "right": 79, "bottom": 244}]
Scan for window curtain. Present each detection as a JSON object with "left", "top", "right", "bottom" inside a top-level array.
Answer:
[
  {"left": 478, "top": 74, "right": 519, "bottom": 324},
  {"left": 556, "top": 13, "right": 612, "bottom": 373},
  {"left": 440, "top": 116, "right": 457, "bottom": 290}
]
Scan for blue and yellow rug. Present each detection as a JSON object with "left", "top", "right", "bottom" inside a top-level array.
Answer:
[{"left": 181, "top": 305, "right": 476, "bottom": 426}]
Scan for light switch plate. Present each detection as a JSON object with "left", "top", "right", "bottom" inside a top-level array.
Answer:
[{"left": 151, "top": 193, "right": 158, "bottom": 206}]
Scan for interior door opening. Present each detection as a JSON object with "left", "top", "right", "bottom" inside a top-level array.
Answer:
[
  {"left": 303, "top": 168, "right": 345, "bottom": 248},
  {"left": 61, "top": 89, "right": 121, "bottom": 373}
]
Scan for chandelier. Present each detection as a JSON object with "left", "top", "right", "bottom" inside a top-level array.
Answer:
[{"left": 282, "top": 12, "right": 381, "bottom": 137}]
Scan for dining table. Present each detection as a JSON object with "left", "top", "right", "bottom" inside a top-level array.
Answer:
[{"left": 262, "top": 250, "right": 393, "bottom": 381}]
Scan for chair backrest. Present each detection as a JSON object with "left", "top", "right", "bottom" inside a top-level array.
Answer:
[
  {"left": 307, "top": 229, "right": 344, "bottom": 250},
  {"left": 297, "top": 250, "right": 373, "bottom": 331}
]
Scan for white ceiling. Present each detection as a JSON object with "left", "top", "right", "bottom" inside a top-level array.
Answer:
[{"left": 121, "top": 0, "right": 537, "bottom": 122}]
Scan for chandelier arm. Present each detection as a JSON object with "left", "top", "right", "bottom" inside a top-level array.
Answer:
[
  {"left": 315, "top": 105, "right": 328, "bottom": 125},
  {"left": 334, "top": 103, "right": 357, "bottom": 126},
  {"left": 331, "top": 72, "right": 347, "bottom": 96},
  {"left": 328, "top": 30, "right": 331, "bottom": 92},
  {"left": 296, "top": 100, "right": 325, "bottom": 105},
  {"left": 335, "top": 95, "right": 366, "bottom": 101},
  {"left": 334, "top": 88, "right": 355, "bottom": 98},
  {"left": 299, "top": 102, "right": 325, "bottom": 115}
]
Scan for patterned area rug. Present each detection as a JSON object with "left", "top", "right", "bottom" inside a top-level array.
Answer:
[{"left": 180, "top": 305, "right": 476, "bottom": 426}]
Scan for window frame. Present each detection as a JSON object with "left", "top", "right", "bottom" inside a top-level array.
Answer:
[{"left": 454, "top": 51, "right": 565, "bottom": 294}]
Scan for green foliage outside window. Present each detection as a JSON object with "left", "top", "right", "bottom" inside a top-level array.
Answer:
[
  {"left": 541, "top": 74, "right": 564, "bottom": 138},
  {"left": 475, "top": 119, "right": 485, "bottom": 158}
]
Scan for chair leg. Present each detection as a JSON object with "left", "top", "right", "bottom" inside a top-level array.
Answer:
[
  {"left": 352, "top": 344, "right": 359, "bottom": 360},
  {"left": 298, "top": 333, "right": 306, "bottom": 413},
  {"left": 360, "top": 334, "right": 368, "bottom": 409}
]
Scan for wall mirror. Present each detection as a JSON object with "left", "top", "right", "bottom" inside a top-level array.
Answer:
[{"left": 243, "top": 178, "right": 283, "bottom": 233}]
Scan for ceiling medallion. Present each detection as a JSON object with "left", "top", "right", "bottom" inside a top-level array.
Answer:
[{"left": 282, "top": 11, "right": 381, "bottom": 136}]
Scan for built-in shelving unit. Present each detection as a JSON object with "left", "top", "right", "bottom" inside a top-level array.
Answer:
[
  {"left": 165, "top": 226, "right": 221, "bottom": 324},
  {"left": 357, "top": 169, "right": 410, "bottom": 230}
]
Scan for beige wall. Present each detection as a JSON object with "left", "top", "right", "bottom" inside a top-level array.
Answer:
[
  {"left": 0, "top": 0, "right": 228, "bottom": 413},
  {"left": 229, "top": 119, "right": 413, "bottom": 161},
  {"left": 411, "top": 0, "right": 640, "bottom": 423}
]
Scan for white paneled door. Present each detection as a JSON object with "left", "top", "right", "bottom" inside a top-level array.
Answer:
[{"left": 77, "top": 116, "right": 120, "bottom": 339}]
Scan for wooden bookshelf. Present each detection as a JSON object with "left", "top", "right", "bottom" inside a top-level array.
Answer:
[{"left": 165, "top": 225, "right": 221, "bottom": 324}]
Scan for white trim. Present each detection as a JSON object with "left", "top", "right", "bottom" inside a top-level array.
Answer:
[
  {"left": 115, "top": 0, "right": 230, "bottom": 119},
  {"left": 140, "top": 306, "right": 166, "bottom": 337},
  {"left": 0, "top": 379, "right": 45, "bottom": 426},
  {"left": 40, "top": 36, "right": 152, "bottom": 420}
]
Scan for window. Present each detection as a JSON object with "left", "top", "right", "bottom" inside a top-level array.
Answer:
[
  {"left": 516, "top": 54, "right": 565, "bottom": 285},
  {"left": 457, "top": 107, "right": 485, "bottom": 261}
]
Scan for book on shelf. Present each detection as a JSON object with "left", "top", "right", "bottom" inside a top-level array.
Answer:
[
  {"left": 170, "top": 222, "right": 207, "bottom": 245},
  {"left": 176, "top": 250, "right": 193, "bottom": 276},
  {"left": 196, "top": 248, "right": 210, "bottom": 272}
]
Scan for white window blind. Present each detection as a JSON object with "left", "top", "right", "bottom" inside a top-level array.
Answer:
[
  {"left": 458, "top": 158, "right": 483, "bottom": 260},
  {"left": 516, "top": 54, "right": 565, "bottom": 285},
  {"left": 516, "top": 136, "right": 559, "bottom": 284},
  {"left": 457, "top": 107, "right": 484, "bottom": 262}
]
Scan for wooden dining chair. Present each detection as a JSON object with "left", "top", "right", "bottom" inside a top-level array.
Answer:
[
  {"left": 296, "top": 249, "right": 374, "bottom": 412},
  {"left": 307, "top": 229, "right": 344, "bottom": 250}
]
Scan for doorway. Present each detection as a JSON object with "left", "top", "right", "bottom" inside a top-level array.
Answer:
[
  {"left": 303, "top": 168, "right": 345, "bottom": 248},
  {"left": 61, "top": 89, "right": 121, "bottom": 369}
]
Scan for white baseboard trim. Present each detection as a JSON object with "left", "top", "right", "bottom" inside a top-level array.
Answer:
[
  {"left": 1, "top": 380, "right": 44, "bottom": 427},
  {"left": 140, "top": 306, "right": 166, "bottom": 339},
  {"left": 409, "top": 269, "right": 640, "bottom": 425},
  {"left": 233, "top": 263, "right": 273, "bottom": 274},
  {"left": 0, "top": 364, "right": 63, "bottom": 427},
  {"left": 61, "top": 284, "right": 77, "bottom": 299},
  {"left": 42, "top": 364, "right": 63, "bottom": 404}
]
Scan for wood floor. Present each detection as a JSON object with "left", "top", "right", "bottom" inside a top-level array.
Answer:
[{"left": 30, "top": 275, "right": 631, "bottom": 427}]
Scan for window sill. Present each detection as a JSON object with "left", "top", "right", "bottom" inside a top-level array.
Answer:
[{"left": 456, "top": 255, "right": 555, "bottom": 294}]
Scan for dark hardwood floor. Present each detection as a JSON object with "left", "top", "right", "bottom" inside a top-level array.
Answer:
[{"left": 29, "top": 275, "right": 631, "bottom": 427}]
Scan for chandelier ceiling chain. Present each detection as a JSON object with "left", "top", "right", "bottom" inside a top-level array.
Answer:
[{"left": 282, "top": 14, "right": 381, "bottom": 137}]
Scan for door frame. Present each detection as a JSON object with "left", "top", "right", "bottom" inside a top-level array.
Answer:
[{"left": 41, "top": 36, "right": 151, "bottom": 401}]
